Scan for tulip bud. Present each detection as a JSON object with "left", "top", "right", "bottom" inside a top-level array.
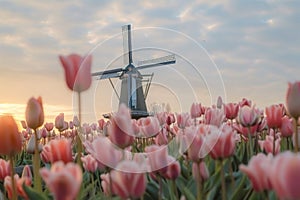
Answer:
[
  {"left": 25, "top": 97, "right": 44, "bottom": 130},
  {"left": 286, "top": 82, "right": 300, "bottom": 119}
]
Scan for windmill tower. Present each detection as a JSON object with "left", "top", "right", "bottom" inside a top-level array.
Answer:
[{"left": 92, "top": 24, "right": 176, "bottom": 119}]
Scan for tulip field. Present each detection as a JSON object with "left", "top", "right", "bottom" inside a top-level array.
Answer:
[{"left": 1, "top": 54, "right": 300, "bottom": 200}]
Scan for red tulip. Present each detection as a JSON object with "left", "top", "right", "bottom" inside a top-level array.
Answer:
[
  {"left": 0, "top": 115, "right": 22, "bottom": 156},
  {"left": 59, "top": 54, "right": 92, "bottom": 92},
  {"left": 286, "top": 81, "right": 300, "bottom": 119},
  {"left": 239, "top": 153, "right": 272, "bottom": 192},
  {"left": 40, "top": 162, "right": 82, "bottom": 200},
  {"left": 269, "top": 152, "right": 300, "bottom": 199},
  {"left": 110, "top": 160, "right": 147, "bottom": 199}
]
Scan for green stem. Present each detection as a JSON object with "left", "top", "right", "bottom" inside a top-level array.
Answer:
[
  {"left": 273, "top": 128, "right": 276, "bottom": 155},
  {"left": 172, "top": 179, "right": 179, "bottom": 200},
  {"left": 294, "top": 118, "right": 299, "bottom": 153},
  {"left": 228, "top": 157, "right": 235, "bottom": 190},
  {"left": 196, "top": 162, "right": 202, "bottom": 200},
  {"left": 9, "top": 156, "right": 17, "bottom": 200},
  {"left": 33, "top": 129, "right": 42, "bottom": 192},
  {"left": 220, "top": 159, "right": 227, "bottom": 200},
  {"left": 158, "top": 174, "right": 162, "bottom": 200}
]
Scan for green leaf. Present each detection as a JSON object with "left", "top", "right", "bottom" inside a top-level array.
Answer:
[{"left": 23, "top": 184, "right": 47, "bottom": 200}]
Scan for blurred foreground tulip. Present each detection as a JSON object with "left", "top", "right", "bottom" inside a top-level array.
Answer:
[
  {"left": 108, "top": 104, "right": 134, "bottom": 149},
  {"left": 286, "top": 81, "right": 300, "bottom": 119},
  {"left": 40, "top": 162, "right": 82, "bottom": 200},
  {"left": 269, "top": 152, "right": 300, "bottom": 199},
  {"left": 0, "top": 115, "right": 22, "bottom": 156},
  {"left": 59, "top": 54, "right": 92, "bottom": 92},
  {"left": 110, "top": 160, "right": 147, "bottom": 199},
  {"left": 239, "top": 153, "right": 272, "bottom": 192}
]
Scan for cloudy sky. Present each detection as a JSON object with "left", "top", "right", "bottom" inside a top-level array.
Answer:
[{"left": 0, "top": 0, "right": 299, "bottom": 123}]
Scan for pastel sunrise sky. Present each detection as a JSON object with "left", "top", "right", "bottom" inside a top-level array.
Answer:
[{"left": 0, "top": 0, "right": 299, "bottom": 124}]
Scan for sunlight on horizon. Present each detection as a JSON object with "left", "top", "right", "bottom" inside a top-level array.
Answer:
[{"left": 0, "top": 103, "right": 74, "bottom": 127}]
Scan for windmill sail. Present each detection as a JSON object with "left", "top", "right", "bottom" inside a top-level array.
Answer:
[{"left": 92, "top": 24, "right": 176, "bottom": 119}]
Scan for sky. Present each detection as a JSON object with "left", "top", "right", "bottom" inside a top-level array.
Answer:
[{"left": 0, "top": 0, "right": 299, "bottom": 124}]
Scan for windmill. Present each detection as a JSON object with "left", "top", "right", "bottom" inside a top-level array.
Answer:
[{"left": 92, "top": 24, "right": 176, "bottom": 119}]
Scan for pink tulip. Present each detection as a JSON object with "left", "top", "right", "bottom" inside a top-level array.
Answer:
[
  {"left": 138, "top": 116, "right": 161, "bottom": 138},
  {"left": 73, "top": 116, "right": 80, "bottom": 127},
  {"left": 258, "top": 135, "right": 281, "bottom": 155},
  {"left": 269, "top": 151, "right": 300, "bottom": 199},
  {"left": 161, "top": 156, "right": 181, "bottom": 180},
  {"left": 59, "top": 53, "right": 92, "bottom": 92},
  {"left": 25, "top": 96, "right": 44, "bottom": 130},
  {"left": 239, "top": 153, "right": 272, "bottom": 192},
  {"left": 40, "top": 161, "right": 82, "bottom": 200},
  {"left": 192, "top": 161, "right": 210, "bottom": 182},
  {"left": 238, "top": 106, "right": 260, "bottom": 127},
  {"left": 204, "top": 107, "right": 225, "bottom": 127},
  {"left": 280, "top": 116, "right": 293, "bottom": 137},
  {"left": 0, "top": 159, "right": 10, "bottom": 181},
  {"left": 81, "top": 154, "right": 98, "bottom": 173},
  {"left": 145, "top": 145, "right": 169, "bottom": 173},
  {"left": 110, "top": 160, "right": 147, "bottom": 199},
  {"left": 206, "top": 124, "right": 236, "bottom": 159},
  {"left": 190, "top": 103, "right": 202, "bottom": 119},
  {"left": 108, "top": 104, "right": 134, "bottom": 149},
  {"left": 156, "top": 112, "right": 168, "bottom": 126},
  {"left": 44, "top": 122, "right": 54, "bottom": 132},
  {"left": 286, "top": 81, "right": 300, "bottom": 118},
  {"left": 4, "top": 165, "right": 32, "bottom": 200},
  {"left": 98, "top": 119, "right": 106, "bottom": 131},
  {"left": 101, "top": 173, "right": 113, "bottom": 196},
  {"left": 265, "top": 104, "right": 283, "bottom": 129},
  {"left": 224, "top": 103, "right": 239, "bottom": 120},
  {"left": 48, "top": 138, "right": 73, "bottom": 164},
  {"left": 155, "top": 128, "right": 168, "bottom": 145},
  {"left": 0, "top": 115, "right": 22, "bottom": 156},
  {"left": 40, "top": 144, "right": 52, "bottom": 163},
  {"left": 176, "top": 112, "right": 191, "bottom": 129},
  {"left": 185, "top": 126, "right": 207, "bottom": 162},
  {"left": 84, "top": 136, "right": 122, "bottom": 169},
  {"left": 239, "top": 98, "right": 252, "bottom": 107},
  {"left": 166, "top": 113, "right": 175, "bottom": 125},
  {"left": 55, "top": 113, "right": 65, "bottom": 131}
]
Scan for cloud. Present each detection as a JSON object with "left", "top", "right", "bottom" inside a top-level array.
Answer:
[{"left": 0, "top": 0, "right": 300, "bottom": 118}]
